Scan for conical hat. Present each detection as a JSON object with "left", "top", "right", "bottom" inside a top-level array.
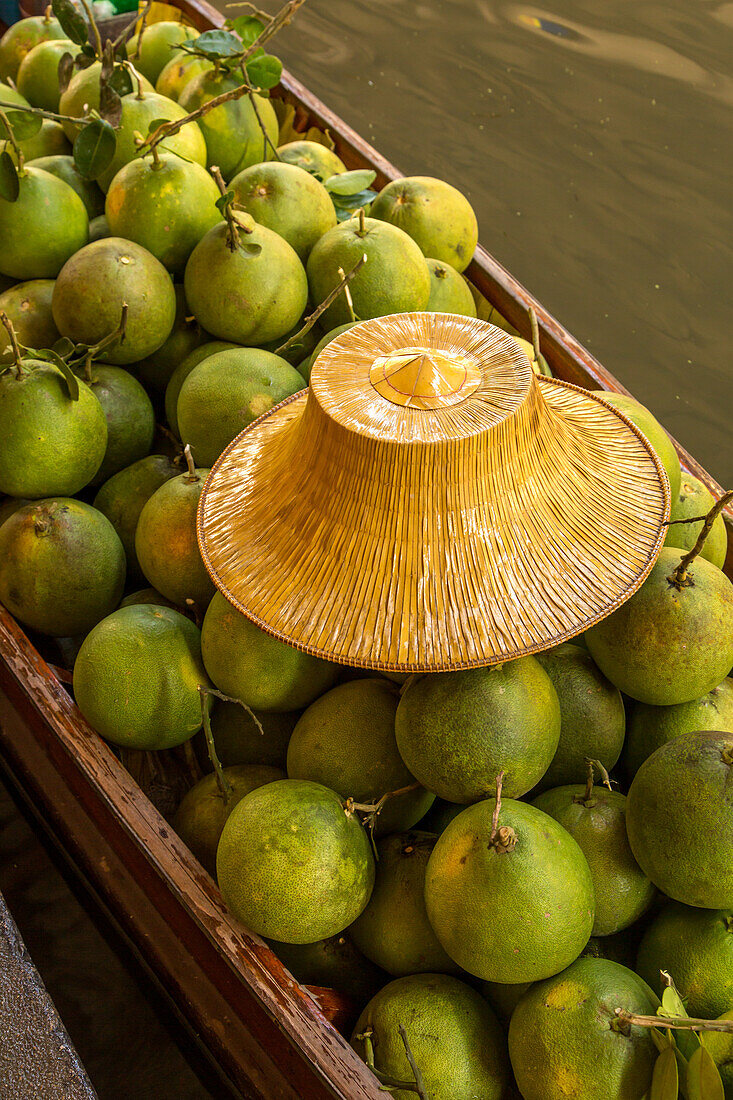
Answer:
[{"left": 198, "top": 313, "right": 669, "bottom": 672}]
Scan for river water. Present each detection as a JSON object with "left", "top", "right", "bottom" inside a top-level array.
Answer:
[{"left": 275, "top": 0, "right": 733, "bottom": 485}]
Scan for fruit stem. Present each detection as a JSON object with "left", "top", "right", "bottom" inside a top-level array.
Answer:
[
  {"left": 198, "top": 685, "right": 232, "bottom": 804},
  {"left": 529, "top": 306, "right": 541, "bottom": 361},
  {"left": 488, "top": 771, "right": 517, "bottom": 854},
  {"left": 355, "top": 206, "right": 367, "bottom": 238},
  {"left": 112, "top": 0, "right": 152, "bottom": 52},
  {"left": 199, "top": 686, "right": 265, "bottom": 738},
  {"left": 43, "top": 4, "right": 52, "bottom": 22},
  {"left": 354, "top": 1027, "right": 428, "bottom": 1096},
  {"left": 125, "top": 60, "right": 146, "bottom": 99},
  {"left": 182, "top": 444, "right": 199, "bottom": 482},
  {"left": 613, "top": 1009, "right": 733, "bottom": 1034},
  {"left": 274, "top": 253, "right": 367, "bottom": 357},
  {"left": 78, "top": 0, "right": 104, "bottom": 61},
  {"left": 80, "top": 303, "right": 128, "bottom": 371},
  {"left": 210, "top": 164, "right": 242, "bottom": 252},
  {"left": 247, "top": 90, "right": 281, "bottom": 161},
  {"left": 575, "top": 757, "right": 613, "bottom": 805},
  {"left": 0, "top": 109, "right": 24, "bottom": 173},
  {"left": 182, "top": 737, "right": 204, "bottom": 784},
  {"left": 344, "top": 781, "right": 421, "bottom": 819},
  {"left": 150, "top": 142, "right": 162, "bottom": 170},
  {"left": 398, "top": 1026, "right": 429, "bottom": 1100},
  {"left": 668, "top": 490, "right": 733, "bottom": 590},
  {"left": 0, "top": 311, "right": 24, "bottom": 376},
  {"left": 336, "top": 265, "right": 357, "bottom": 323}
]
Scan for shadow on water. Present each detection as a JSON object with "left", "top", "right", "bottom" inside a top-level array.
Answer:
[{"left": 267, "top": 0, "right": 732, "bottom": 483}]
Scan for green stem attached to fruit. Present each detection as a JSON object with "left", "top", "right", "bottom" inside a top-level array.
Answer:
[
  {"left": 0, "top": 109, "right": 24, "bottom": 173},
  {"left": 668, "top": 490, "right": 733, "bottom": 590},
  {"left": 78, "top": 0, "right": 104, "bottom": 62},
  {"left": 182, "top": 443, "right": 198, "bottom": 483},
  {"left": 575, "top": 757, "right": 613, "bottom": 806},
  {"left": 613, "top": 1009, "right": 733, "bottom": 1035},
  {"left": 0, "top": 311, "right": 24, "bottom": 378},
  {"left": 488, "top": 771, "right": 517, "bottom": 854},
  {"left": 274, "top": 253, "right": 367, "bottom": 356},
  {"left": 198, "top": 684, "right": 232, "bottom": 805},
  {"left": 355, "top": 1026, "right": 428, "bottom": 1097},
  {"left": 247, "top": 90, "right": 280, "bottom": 161}
]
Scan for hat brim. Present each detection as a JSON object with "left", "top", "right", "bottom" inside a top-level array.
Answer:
[{"left": 198, "top": 378, "right": 669, "bottom": 672}]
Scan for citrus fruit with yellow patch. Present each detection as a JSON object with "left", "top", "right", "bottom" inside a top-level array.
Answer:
[
  {"left": 0, "top": 359, "right": 106, "bottom": 497},
  {"left": 85, "top": 365, "right": 155, "bottom": 485},
  {"left": 626, "top": 731, "right": 733, "bottom": 908},
  {"left": 268, "top": 933, "right": 386, "bottom": 1003},
  {"left": 97, "top": 91, "right": 207, "bottom": 192},
  {"left": 209, "top": 702, "right": 298, "bottom": 769},
  {"left": 0, "top": 167, "right": 88, "bottom": 280},
  {"left": 287, "top": 679, "right": 433, "bottom": 834},
  {"left": 277, "top": 140, "right": 346, "bottom": 181},
  {"left": 425, "top": 797, "right": 594, "bottom": 981},
  {"left": 125, "top": 21, "right": 197, "bottom": 84},
  {"left": 177, "top": 347, "right": 305, "bottom": 467},
  {"left": 184, "top": 222, "right": 308, "bottom": 345},
  {"left": 0, "top": 498, "right": 125, "bottom": 636},
  {"left": 307, "top": 216, "right": 431, "bottom": 329},
  {"left": 625, "top": 677, "right": 733, "bottom": 777},
  {"left": 155, "top": 52, "right": 212, "bottom": 102},
  {"left": 73, "top": 604, "right": 210, "bottom": 750},
  {"left": 532, "top": 783, "right": 655, "bottom": 936},
  {"left": 173, "top": 763, "right": 284, "bottom": 876},
  {"left": 217, "top": 778, "right": 375, "bottom": 942},
  {"left": 635, "top": 901, "right": 733, "bottom": 1018},
  {"left": 664, "top": 472, "right": 728, "bottom": 568},
  {"left": 352, "top": 973, "right": 507, "bottom": 1100},
  {"left": 585, "top": 548, "right": 733, "bottom": 705},
  {"left": 0, "top": 15, "right": 65, "bottom": 83},
  {"left": 591, "top": 390, "right": 681, "bottom": 502},
  {"left": 164, "top": 339, "right": 240, "bottom": 436},
  {"left": 534, "top": 643, "right": 626, "bottom": 790},
  {"left": 426, "top": 258, "right": 477, "bottom": 315},
  {"left": 27, "top": 154, "right": 104, "bottom": 218},
  {"left": 178, "top": 70, "right": 277, "bottom": 180},
  {"left": 135, "top": 463, "right": 215, "bottom": 610},
  {"left": 350, "top": 831, "right": 460, "bottom": 976},
  {"left": 508, "top": 958, "right": 659, "bottom": 1100},
  {"left": 58, "top": 62, "right": 153, "bottom": 141},
  {"left": 105, "top": 154, "right": 221, "bottom": 273},
  {"left": 201, "top": 591, "right": 339, "bottom": 712},
  {"left": 396, "top": 658, "right": 561, "bottom": 802},
  {"left": 52, "top": 238, "right": 177, "bottom": 365},
  {"left": 93, "top": 453, "right": 178, "bottom": 582},
  {"left": 0, "top": 279, "right": 59, "bottom": 362},
  {"left": 370, "top": 176, "right": 478, "bottom": 272},
  {"left": 230, "top": 161, "right": 337, "bottom": 261}
]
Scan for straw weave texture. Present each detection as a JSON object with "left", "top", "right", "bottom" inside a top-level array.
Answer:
[{"left": 198, "top": 314, "right": 669, "bottom": 671}]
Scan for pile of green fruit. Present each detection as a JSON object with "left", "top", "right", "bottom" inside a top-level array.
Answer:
[{"left": 1, "top": 4, "right": 732, "bottom": 1099}]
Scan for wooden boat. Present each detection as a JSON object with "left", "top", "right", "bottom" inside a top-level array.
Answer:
[{"left": 1, "top": 1, "right": 731, "bottom": 1096}]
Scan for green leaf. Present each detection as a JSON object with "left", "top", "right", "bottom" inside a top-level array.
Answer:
[
  {"left": 147, "top": 117, "right": 171, "bottom": 135},
  {"left": 190, "top": 30, "right": 243, "bottom": 59},
  {"left": 108, "top": 66, "right": 133, "bottom": 97},
  {"left": 227, "top": 15, "right": 264, "bottom": 46},
  {"left": 36, "top": 348, "right": 80, "bottom": 399},
  {"left": 688, "top": 1046, "right": 725, "bottom": 1100},
  {"left": 52, "top": 0, "right": 89, "bottom": 48},
  {"left": 52, "top": 337, "right": 76, "bottom": 359},
  {"left": 325, "top": 169, "right": 376, "bottom": 196},
  {"left": 662, "top": 986, "right": 688, "bottom": 1020},
  {"left": 4, "top": 111, "right": 42, "bottom": 141},
  {"left": 245, "top": 53, "right": 282, "bottom": 90},
  {"left": 651, "top": 1046, "right": 679, "bottom": 1100},
  {"left": 74, "top": 118, "right": 116, "bottom": 180},
  {"left": 215, "top": 189, "right": 235, "bottom": 216},
  {"left": 230, "top": 208, "right": 256, "bottom": 232},
  {"left": 0, "top": 151, "right": 19, "bottom": 203}
]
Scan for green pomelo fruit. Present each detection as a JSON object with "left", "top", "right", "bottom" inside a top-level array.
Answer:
[
  {"left": 625, "top": 677, "right": 733, "bottom": 777},
  {"left": 664, "top": 472, "right": 728, "bottom": 568},
  {"left": 424, "top": 798, "right": 594, "bottom": 982},
  {"left": 591, "top": 390, "right": 681, "bottom": 502},
  {"left": 177, "top": 347, "right": 306, "bottom": 466},
  {"left": 16, "top": 119, "right": 70, "bottom": 160},
  {"left": 686, "top": 1010, "right": 733, "bottom": 1099},
  {"left": 88, "top": 214, "right": 109, "bottom": 242},
  {"left": 370, "top": 175, "right": 479, "bottom": 272},
  {"left": 133, "top": 285, "right": 205, "bottom": 393},
  {"left": 85, "top": 365, "right": 154, "bottom": 485},
  {"left": 173, "top": 763, "right": 284, "bottom": 876},
  {"left": 258, "top": 315, "right": 320, "bottom": 367},
  {"left": 93, "top": 453, "right": 178, "bottom": 582},
  {"left": 0, "top": 498, "right": 125, "bottom": 636},
  {"left": 217, "top": 778, "right": 375, "bottom": 942},
  {"left": 52, "top": 238, "right": 177, "bottom": 365},
  {"left": 125, "top": 21, "right": 197, "bottom": 84},
  {"left": 16, "top": 37, "right": 72, "bottom": 111},
  {"left": 352, "top": 973, "right": 507, "bottom": 1100},
  {"left": 0, "top": 361, "right": 106, "bottom": 497},
  {"left": 105, "top": 153, "right": 221, "bottom": 273},
  {"left": 119, "top": 587, "right": 177, "bottom": 609},
  {"left": 0, "top": 16, "right": 66, "bottom": 83},
  {"left": 395, "top": 658, "right": 561, "bottom": 802},
  {"left": 135, "top": 466, "right": 215, "bottom": 609},
  {"left": 74, "top": 604, "right": 210, "bottom": 750},
  {"left": 209, "top": 701, "right": 298, "bottom": 769},
  {"left": 58, "top": 63, "right": 154, "bottom": 141},
  {"left": 0, "top": 279, "right": 59, "bottom": 363},
  {"left": 585, "top": 548, "right": 733, "bottom": 705},
  {"left": 155, "top": 52, "right": 212, "bottom": 102},
  {"left": 287, "top": 679, "right": 433, "bottom": 835},
  {"left": 267, "top": 933, "right": 386, "bottom": 1004},
  {"left": 97, "top": 91, "right": 207, "bottom": 192},
  {"left": 508, "top": 959, "right": 659, "bottom": 1100},
  {"left": 534, "top": 643, "right": 625, "bottom": 791},
  {"left": 0, "top": 80, "right": 27, "bottom": 106},
  {"left": 277, "top": 140, "right": 346, "bottom": 181},
  {"left": 480, "top": 980, "right": 533, "bottom": 1022},
  {"left": 164, "top": 339, "right": 239, "bottom": 436},
  {"left": 350, "top": 831, "right": 460, "bottom": 977},
  {"left": 626, "top": 731, "right": 733, "bottom": 908},
  {"left": 230, "top": 161, "right": 337, "bottom": 261},
  {"left": 178, "top": 71, "right": 277, "bottom": 180},
  {"left": 0, "top": 167, "right": 88, "bottom": 280},
  {"left": 416, "top": 798, "right": 464, "bottom": 835},
  {"left": 184, "top": 221, "right": 308, "bottom": 345},
  {"left": 201, "top": 591, "right": 339, "bottom": 712},
  {"left": 27, "top": 154, "right": 104, "bottom": 218},
  {"left": 635, "top": 901, "right": 733, "bottom": 1019},
  {"left": 306, "top": 216, "right": 431, "bottom": 329},
  {"left": 426, "top": 258, "right": 477, "bottom": 315},
  {"left": 301, "top": 321, "right": 358, "bottom": 383},
  {"left": 532, "top": 785, "right": 655, "bottom": 936}
]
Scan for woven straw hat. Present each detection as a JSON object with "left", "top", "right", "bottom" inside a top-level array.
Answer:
[{"left": 198, "top": 313, "right": 669, "bottom": 672}]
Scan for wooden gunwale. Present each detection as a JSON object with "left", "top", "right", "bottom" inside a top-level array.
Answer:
[{"left": 0, "top": 1, "right": 731, "bottom": 1097}]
